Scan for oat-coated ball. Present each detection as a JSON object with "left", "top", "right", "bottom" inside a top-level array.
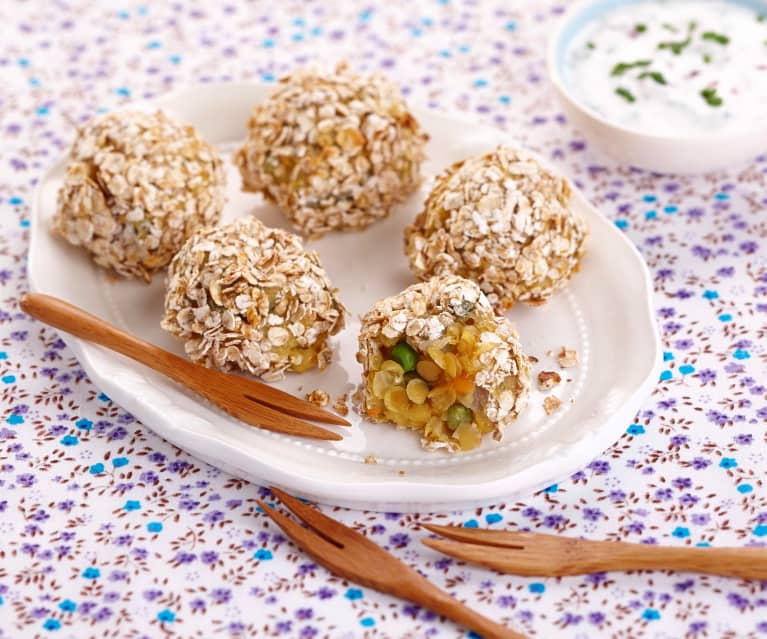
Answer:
[
  {"left": 356, "top": 274, "right": 530, "bottom": 452},
  {"left": 234, "top": 63, "right": 428, "bottom": 238},
  {"left": 162, "top": 217, "right": 347, "bottom": 381},
  {"left": 404, "top": 146, "right": 588, "bottom": 310},
  {"left": 53, "top": 110, "right": 226, "bottom": 282}
]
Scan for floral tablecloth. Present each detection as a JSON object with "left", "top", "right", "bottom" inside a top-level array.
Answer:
[{"left": 2, "top": 1, "right": 767, "bottom": 637}]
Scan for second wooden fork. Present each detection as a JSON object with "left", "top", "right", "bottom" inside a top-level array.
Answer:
[{"left": 422, "top": 524, "right": 767, "bottom": 579}]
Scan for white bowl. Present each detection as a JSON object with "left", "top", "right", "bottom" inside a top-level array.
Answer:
[{"left": 547, "top": 0, "right": 767, "bottom": 175}]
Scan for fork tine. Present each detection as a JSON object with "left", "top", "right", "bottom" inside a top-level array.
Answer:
[
  {"left": 423, "top": 536, "right": 585, "bottom": 577},
  {"left": 421, "top": 538, "right": 549, "bottom": 576},
  {"left": 242, "top": 387, "right": 351, "bottom": 426},
  {"left": 422, "top": 524, "right": 531, "bottom": 548},
  {"left": 257, "top": 499, "right": 344, "bottom": 556},
  {"left": 221, "top": 395, "right": 343, "bottom": 441},
  {"left": 269, "top": 486, "right": 372, "bottom": 548},
  {"left": 209, "top": 368, "right": 350, "bottom": 426}
]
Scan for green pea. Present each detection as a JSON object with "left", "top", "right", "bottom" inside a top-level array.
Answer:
[
  {"left": 446, "top": 403, "right": 473, "bottom": 430},
  {"left": 391, "top": 342, "right": 417, "bottom": 373}
]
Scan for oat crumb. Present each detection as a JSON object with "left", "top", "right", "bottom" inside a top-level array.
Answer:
[
  {"left": 398, "top": 470, "right": 406, "bottom": 476},
  {"left": 364, "top": 455, "right": 378, "bottom": 465},
  {"left": 528, "top": 355, "right": 539, "bottom": 364},
  {"left": 537, "top": 370, "right": 562, "bottom": 390},
  {"left": 305, "top": 389, "right": 330, "bottom": 407},
  {"left": 333, "top": 393, "right": 350, "bottom": 417},
  {"left": 543, "top": 395, "right": 562, "bottom": 415},
  {"left": 557, "top": 347, "right": 579, "bottom": 368}
]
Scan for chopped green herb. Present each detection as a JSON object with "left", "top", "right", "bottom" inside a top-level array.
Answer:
[
  {"left": 702, "top": 31, "right": 729, "bottom": 45},
  {"left": 703, "top": 53, "right": 712, "bottom": 63},
  {"left": 662, "top": 22, "right": 678, "bottom": 32},
  {"left": 586, "top": 41, "right": 596, "bottom": 50},
  {"left": 700, "top": 87, "right": 723, "bottom": 107},
  {"left": 658, "top": 36, "right": 691, "bottom": 55},
  {"left": 611, "top": 59, "right": 651, "bottom": 76},
  {"left": 635, "top": 23, "right": 647, "bottom": 33},
  {"left": 615, "top": 87, "right": 636, "bottom": 103},
  {"left": 758, "top": 13, "right": 766, "bottom": 22},
  {"left": 638, "top": 70, "right": 667, "bottom": 85},
  {"left": 689, "top": 20, "right": 698, "bottom": 32}
]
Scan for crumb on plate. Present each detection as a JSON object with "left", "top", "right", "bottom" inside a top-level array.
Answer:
[
  {"left": 543, "top": 395, "right": 562, "bottom": 415},
  {"left": 305, "top": 389, "right": 330, "bottom": 407},
  {"left": 333, "top": 393, "right": 350, "bottom": 416},
  {"left": 537, "top": 370, "right": 562, "bottom": 391},
  {"left": 557, "top": 347, "right": 579, "bottom": 368}
]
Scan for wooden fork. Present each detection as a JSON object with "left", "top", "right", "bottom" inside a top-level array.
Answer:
[
  {"left": 20, "top": 293, "right": 349, "bottom": 441},
  {"left": 258, "top": 487, "right": 527, "bottom": 639},
  {"left": 422, "top": 525, "right": 767, "bottom": 579}
]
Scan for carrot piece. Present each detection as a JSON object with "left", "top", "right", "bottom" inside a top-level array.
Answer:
[{"left": 452, "top": 376, "right": 474, "bottom": 394}]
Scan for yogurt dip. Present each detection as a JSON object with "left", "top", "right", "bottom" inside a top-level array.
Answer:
[{"left": 563, "top": 0, "right": 767, "bottom": 137}]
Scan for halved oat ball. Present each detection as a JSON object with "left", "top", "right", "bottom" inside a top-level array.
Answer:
[
  {"left": 53, "top": 110, "right": 226, "bottom": 282},
  {"left": 162, "top": 217, "right": 347, "bottom": 381},
  {"left": 356, "top": 275, "right": 530, "bottom": 452},
  {"left": 404, "top": 146, "right": 588, "bottom": 310},
  {"left": 234, "top": 62, "right": 428, "bottom": 238}
]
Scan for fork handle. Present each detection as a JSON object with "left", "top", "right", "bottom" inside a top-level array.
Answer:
[
  {"left": 20, "top": 293, "right": 196, "bottom": 384},
  {"left": 397, "top": 576, "right": 527, "bottom": 639},
  {"left": 570, "top": 542, "right": 767, "bottom": 579}
]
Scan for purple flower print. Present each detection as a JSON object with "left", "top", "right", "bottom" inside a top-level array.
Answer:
[
  {"left": 210, "top": 588, "right": 232, "bottom": 604},
  {"left": 691, "top": 457, "right": 712, "bottom": 470},
  {"left": 727, "top": 592, "right": 749, "bottom": 610},
  {"left": 583, "top": 508, "right": 602, "bottom": 521},
  {"left": 588, "top": 611, "right": 605, "bottom": 624},
  {"left": 203, "top": 510, "right": 224, "bottom": 523},
  {"left": 389, "top": 533, "right": 410, "bottom": 547},
  {"left": 16, "top": 473, "right": 36, "bottom": 487},
  {"left": 93, "top": 607, "right": 112, "bottom": 622},
  {"left": 189, "top": 598, "right": 206, "bottom": 611},
  {"left": 174, "top": 551, "right": 196, "bottom": 564},
  {"left": 588, "top": 460, "right": 610, "bottom": 474}
]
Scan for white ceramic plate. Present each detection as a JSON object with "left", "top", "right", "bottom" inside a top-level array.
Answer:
[{"left": 28, "top": 83, "right": 661, "bottom": 513}]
